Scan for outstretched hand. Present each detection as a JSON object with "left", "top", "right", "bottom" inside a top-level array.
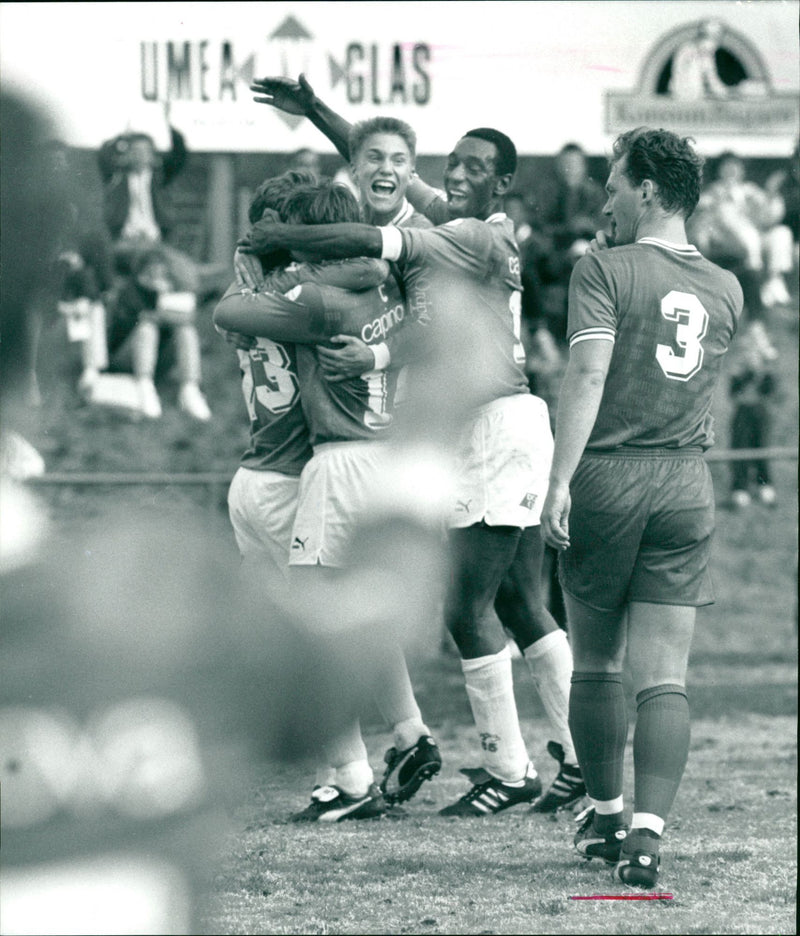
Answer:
[{"left": 251, "top": 74, "right": 316, "bottom": 115}]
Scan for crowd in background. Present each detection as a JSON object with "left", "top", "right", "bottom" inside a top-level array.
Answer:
[{"left": 19, "top": 113, "right": 800, "bottom": 509}]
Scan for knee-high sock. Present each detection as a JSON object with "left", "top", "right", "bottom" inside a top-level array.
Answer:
[
  {"left": 569, "top": 671, "right": 627, "bottom": 802},
  {"left": 373, "top": 644, "right": 430, "bottom": 751},
  {"left": 633, "top": 684, "right": 690, "bottom": 823},
  {"left": 461, "top": 646, "right": 531, "bottom": 782},
  {"left": 523, "top": 629, "right": 576, "bottom": 764}
]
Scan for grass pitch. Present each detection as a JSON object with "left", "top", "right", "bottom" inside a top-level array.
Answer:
[{"left": 24, "top": 280, "right": 798, "bottom": 936}]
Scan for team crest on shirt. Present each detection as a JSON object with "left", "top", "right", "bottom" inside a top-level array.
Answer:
[{"left": 520, "top": 493, "right": 538, "bottom": 510}]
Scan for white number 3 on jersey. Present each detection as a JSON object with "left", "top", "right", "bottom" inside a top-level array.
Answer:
[{"left": 656, "top": 290, "right": 708, "bottom": 381}]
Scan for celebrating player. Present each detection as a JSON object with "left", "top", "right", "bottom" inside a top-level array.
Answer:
[
  {"left": 239, "top": 96, "right": 583, "bottom": 816},
  {"left": 540, "top": 127, "right": 742, "bottom": 888},
  {"left": 217, "top": 178, "right": 442, "bottom": 821}
]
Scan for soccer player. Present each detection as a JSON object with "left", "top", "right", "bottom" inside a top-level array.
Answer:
[
  {"left": 217, "top": 179, "right": 441, "bottom": 821},
  {"left": 239, "top": 114, "right": 581, "bottom": 817},
  {"left": 540, "top": 127, "right": 742, "bottom": 888},
  {"left": 220, "top": 167, "right": 382, "bottom": 578}
]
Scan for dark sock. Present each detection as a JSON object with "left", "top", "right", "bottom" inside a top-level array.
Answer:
[
  {"left": 569, "top": 671, "right": 628, "bottom": 802},
  {"left": 633, "top": 684, "right": 690, "bottom": 820}
]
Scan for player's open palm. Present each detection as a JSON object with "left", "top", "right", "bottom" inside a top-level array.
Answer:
[{"left": 251, "top": 74, "right": 316, "bottom": 115}]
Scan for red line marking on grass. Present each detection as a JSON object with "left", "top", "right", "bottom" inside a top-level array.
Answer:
[{"left": 569, "top": 894, "right": 673, "bottom": 900}]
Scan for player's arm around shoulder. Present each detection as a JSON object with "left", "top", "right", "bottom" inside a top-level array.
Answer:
[
  {"left": 213, "top": 281, "right": 332, "bottom": 343},
  {"left": 271, "top": 258, "right": 390, "bottom": 292}
]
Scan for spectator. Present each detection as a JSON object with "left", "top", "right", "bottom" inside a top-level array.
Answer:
[
  {"left": 98, "top": 103, "right": 224, "bottom": 297},
  {"left": 765, "top": 138, "right": 800, "bottom": 262},
  {"left": 287, "top": 146, "right": 322, "bottom": 179},
  {"left": 531, "top": 143, "right": 607, "bottom": 340},
  {"left": 728, "top": 321, "right": 780, "bottom": 509},
  {"left": 45, "top": 141, "right": 114, "bottom": 399},
  {"left": 690, "top": 151, "right": 794, "bottom": 315},
  {"left": 107, "top": 249, "right": 211, "bottom": 421},
  {"left": 505, "top": 191, "right": 535, "bottom": 253}
]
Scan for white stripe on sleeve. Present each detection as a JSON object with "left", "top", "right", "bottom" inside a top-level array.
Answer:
[{"left": 569, "top": 327, "right": 616, "bottom": 348}]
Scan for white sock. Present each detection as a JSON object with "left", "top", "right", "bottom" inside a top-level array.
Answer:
[
  {"left": 334, "top": 759, "right": 374, "bottom": 797},
  {"left": 590, "top": 796, "right": 624, "bottom": 816},
  {"left": 461, "top": 645, "right": 531, "bottom": 782},
  {"left": 523, "top": 629, "right": 577, "bottom": 765},
  {"left": 326, "top": 722, "right": 373, "bottom": 795},
  {"left": 392, "top": 717, "right": 431, "bottom": 752},
  {"left": 631, "top": 812, "right": 664, "bottom": 836},
  {"left": 314, "top": 766, "right": 336, "bottom": 788},
  {"left": 373, "top": 645, "right": 430, "bottom": 751}
]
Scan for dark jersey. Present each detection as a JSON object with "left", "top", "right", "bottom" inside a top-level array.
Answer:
[
  {"left": 568, "top": 237, "right": 743, "bottom": 450},
  {"left": 227, "top": 258, "right": 389, "bottom": 474},
  {"left": 385, "top": 213, "right": 530, "bottom": 408},
  {"left": 293, "top": 275, "right": 409, "bottom": 445}
]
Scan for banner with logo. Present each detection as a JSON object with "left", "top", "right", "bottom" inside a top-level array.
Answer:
[{"left": 2, "top": 1, "right": 797, "bottom": 155}]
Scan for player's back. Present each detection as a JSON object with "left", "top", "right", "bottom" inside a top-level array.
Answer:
[
  {"left": 294, "top": 274, "right": 409, "bottom": 445},
  {"left": 570, "top": 238, "right": 742, "bottom": 450},
  {"left": 237, "top": 337, "right": 311, "bottom": 474},
  {"left": 233, "top": 258, "right": 391, "bottom": 470}
]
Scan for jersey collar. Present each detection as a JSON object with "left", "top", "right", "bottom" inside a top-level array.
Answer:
[
  {"left": 390, "top": 199, "right": 415, "bottom": 226},
  {"left": 637, "top": 236, "right": 701, "bottom": 256},
  {"left": 486, "top": 212, "right": 508, "bottom": 224}
]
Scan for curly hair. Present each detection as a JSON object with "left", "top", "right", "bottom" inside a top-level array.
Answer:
[
  {"left": 349, "top": 117, "right": 417, "bottom": 162},
  {"left": 612, "top": 127, "right": 704, "bottom": 218}
]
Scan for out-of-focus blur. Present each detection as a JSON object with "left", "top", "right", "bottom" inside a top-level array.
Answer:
[{"left": 0, "top": 88, "right": 446, "bottom": 936}]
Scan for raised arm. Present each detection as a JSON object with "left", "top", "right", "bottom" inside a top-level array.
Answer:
[
  {"left": 251, "top": 74, "right": 353, "bottom": 160},
  {"left": 407, "top": 175, "right": 451, "bottom": 226},
  {"left": 241, "top": 222, "right": 383, "bottom": 262}
]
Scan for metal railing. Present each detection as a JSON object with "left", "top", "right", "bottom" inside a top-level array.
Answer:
[{"left": 23, "top": 446, "right": 797, "bottom": 491}]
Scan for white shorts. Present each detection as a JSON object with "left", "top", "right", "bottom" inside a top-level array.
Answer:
[
  {"left": 289, "top": 441, "right": 393, "bottom": 568},
  {"left": 449, "top": 393, "right": 553, "bottom": 529},
  {"left": 227, "top": 466, "right": 300, "bottom": 574}
]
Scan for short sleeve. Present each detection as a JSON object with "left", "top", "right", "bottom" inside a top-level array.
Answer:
[{"left": 567, "top": 253, "right": 618, "bottom": 347}]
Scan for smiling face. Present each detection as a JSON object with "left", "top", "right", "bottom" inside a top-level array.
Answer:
[
  {"left": 602, "top": 155, "right": 644, "bottom": 246},
  {"left": 443, "top": 136, "right": 505, "bottom": 220},
  {"left": 350, "top": 132, "right": 413, "bottom": 224}
]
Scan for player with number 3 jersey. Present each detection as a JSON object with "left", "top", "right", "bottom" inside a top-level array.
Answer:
[
  {"left": 541, "top": 127, "right": 742, "bottom": 891},
  {"left": 569, "top": 239, "right": 740, "bottom": 450}
]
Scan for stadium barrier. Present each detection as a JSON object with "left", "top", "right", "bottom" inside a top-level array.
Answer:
[{"left": 23, "top": 446, "right": 798, "bottom": 492}]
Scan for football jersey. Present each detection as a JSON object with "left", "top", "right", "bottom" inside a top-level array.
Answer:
[
  {"left": 230, "top": 258, "right": 391, "bottom": 474},
  {"left": 237, "top": 337, "right": 310, "bottom": 475},
  {"left": 568, "top": 237, "right": 743, "bottom": 450},
  {"left": 294, "top": 274, "right": 410, "bottom": 445},
  {"left": 383, "top": 213, "right": 530, "bottom": 408}
]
